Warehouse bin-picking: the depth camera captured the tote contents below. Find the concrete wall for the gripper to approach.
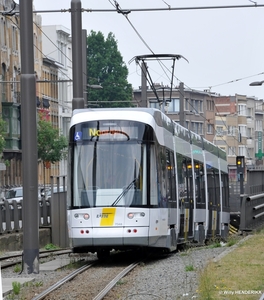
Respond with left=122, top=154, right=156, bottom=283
left=0, top=228, right=51, bottom=252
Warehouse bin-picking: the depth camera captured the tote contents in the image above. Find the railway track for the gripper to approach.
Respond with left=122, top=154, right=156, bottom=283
left=30, top=258, right=140, bottom=300
left=0, top=249, right=72, bottom=269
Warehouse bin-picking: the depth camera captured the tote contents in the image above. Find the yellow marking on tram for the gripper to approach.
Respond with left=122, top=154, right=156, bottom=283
left=100, top=208, right=116, bottom=226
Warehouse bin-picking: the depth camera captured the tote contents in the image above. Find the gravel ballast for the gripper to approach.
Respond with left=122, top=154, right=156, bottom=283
left=1, top=242, right=240, bottom=300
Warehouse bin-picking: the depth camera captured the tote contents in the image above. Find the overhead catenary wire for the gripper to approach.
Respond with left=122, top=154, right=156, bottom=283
left=107, top=1, right=258, bottom=158
left=4, top=1, right=262, bottom=151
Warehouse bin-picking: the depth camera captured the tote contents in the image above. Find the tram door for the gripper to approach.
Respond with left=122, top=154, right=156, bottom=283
left=177, top=156, right=192, bottom=241
left=207, top=170, right=220, bottom=238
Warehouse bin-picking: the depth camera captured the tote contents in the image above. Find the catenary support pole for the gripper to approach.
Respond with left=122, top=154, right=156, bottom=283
left=141, top=62, right=147, bottom=107
left=0, top=263, right=2, bottom=300
left=20, top=0, right=39, bottom=274
left=82, top=29, right=87, bottom=106
left=71, top=0, right=85, bottom=110
left=179, top=82, right=184, bottom=126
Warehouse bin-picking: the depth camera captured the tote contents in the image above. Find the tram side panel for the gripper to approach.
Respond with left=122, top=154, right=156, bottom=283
left=173, top=134, right=194, bottom=243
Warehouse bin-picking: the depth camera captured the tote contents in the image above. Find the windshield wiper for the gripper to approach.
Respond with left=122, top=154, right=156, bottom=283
left=111, top=179, right=136, bottom=206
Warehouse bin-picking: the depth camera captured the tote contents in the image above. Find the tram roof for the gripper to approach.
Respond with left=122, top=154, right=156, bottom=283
left=71, top=108, right=226, bottom=160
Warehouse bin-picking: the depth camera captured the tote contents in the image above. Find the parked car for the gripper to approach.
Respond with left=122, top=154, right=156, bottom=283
left=5, top=187, right=44, bottom=204
left=5, top=187, right=23, bottom=204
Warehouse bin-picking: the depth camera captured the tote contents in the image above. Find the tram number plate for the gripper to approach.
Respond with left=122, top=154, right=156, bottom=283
left=98, top=208, right=116, bottom=226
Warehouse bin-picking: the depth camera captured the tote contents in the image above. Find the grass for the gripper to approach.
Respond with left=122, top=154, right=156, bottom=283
left=197, top=230, right=264, bottom=299
left=12, top=281, right=21, bottom=295
left=13, top=264, right=21, bottom=273
left=44, top=243, right=59, bottom=250
left=185, top=264, right=195, bottom=271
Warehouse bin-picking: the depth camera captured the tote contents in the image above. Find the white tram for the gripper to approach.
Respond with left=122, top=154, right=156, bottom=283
left=67, top=108, right=230, bottom=258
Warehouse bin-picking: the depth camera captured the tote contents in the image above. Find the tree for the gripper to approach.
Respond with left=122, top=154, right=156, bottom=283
left=37, top=119, right=67, bottom=166
left=87, top=31, right=133, bottom=108
left=37, top=118, right=68, bottom=191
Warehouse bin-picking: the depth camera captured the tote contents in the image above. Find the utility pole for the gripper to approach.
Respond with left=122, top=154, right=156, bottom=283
left=71, top=0, right=85, bottom=110
left=20, top=0, right=39, bottom=274
left=179, top=82, right=184, bottom=126
left=141, top=62, right=147, bottom=107
left=82, top=29, right=87, bottom=106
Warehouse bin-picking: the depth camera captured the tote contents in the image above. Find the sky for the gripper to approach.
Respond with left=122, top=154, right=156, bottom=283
left=33, top=0, right=264, bottom=99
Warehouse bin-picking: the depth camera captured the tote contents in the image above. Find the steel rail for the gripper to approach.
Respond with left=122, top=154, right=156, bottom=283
left=93, top=261, right=140, bottom=300
left=32, top=262, right=96, bottom=300
left=0, top=249, right=72, bottom=269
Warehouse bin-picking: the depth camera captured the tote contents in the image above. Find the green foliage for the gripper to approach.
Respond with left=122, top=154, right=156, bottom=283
left=185, top=264, right=195, bottom=271
left=37, top=119, right=67, bottom=164
left=13, top=264, right=21, bottom=273
left=12, top=281, right=21, bottom=295
left=87, top=30, right=133, bottom=108
left=45, top=243, right=58, bottom=250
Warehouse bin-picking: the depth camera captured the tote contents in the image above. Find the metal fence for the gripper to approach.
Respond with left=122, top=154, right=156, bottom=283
left=230, top=169, right=264, bottom=231
left=0, top=198, right=51, bottom=233
left=0, top=188, right=68, bottom=248
left=240, top=193, right=264, bottom=231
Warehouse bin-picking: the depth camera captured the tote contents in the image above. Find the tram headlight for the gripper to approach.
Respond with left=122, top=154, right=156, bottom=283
left=73, top=213, right=90, bottom=220
left=127, top=213, right=134, bottom=219
left=83, top=213, right=90, bottom=220
left=127, top=212, right=145, bottom=219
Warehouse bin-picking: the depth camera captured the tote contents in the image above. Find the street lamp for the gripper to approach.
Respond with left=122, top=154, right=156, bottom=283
left=87, top=84, right=103, bottom=89
left=249, top=80, right=264, bottom=86
left=85, top=84, right=103, bottom=108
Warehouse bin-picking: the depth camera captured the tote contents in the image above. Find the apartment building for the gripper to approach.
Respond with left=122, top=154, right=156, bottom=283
left=215, top=94, right=264, bottom=181
left=0, top=1, right=72, bottom=186
left=41, top=25, right=73, bottom=179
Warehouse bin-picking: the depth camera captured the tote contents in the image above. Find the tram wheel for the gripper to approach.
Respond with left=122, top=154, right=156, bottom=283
left=97, top=249, right=110, bottom=260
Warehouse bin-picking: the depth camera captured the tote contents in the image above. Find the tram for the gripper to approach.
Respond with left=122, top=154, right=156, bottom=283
left=67, top=108, right=229, bottom=258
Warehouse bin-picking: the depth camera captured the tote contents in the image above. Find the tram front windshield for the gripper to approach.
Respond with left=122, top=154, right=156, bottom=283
left=69, top=120, right=153, bottom=208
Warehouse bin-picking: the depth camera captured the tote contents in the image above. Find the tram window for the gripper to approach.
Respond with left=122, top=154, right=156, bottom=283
left=201, top=179, right=206, bottom=204
left=194, top=160, right=202, bottom=203
left=157, top=148, right=168, bottom=207
left=166, top=150, right=176, bottom=206
left=214, top=171, right=221, bottom=207
left=176, top=153, right=186, bottom=198
left=150, top=146, right=158, bottom=205
left=207, top=172, right=216, bottom=206
left=182, top=158, right=192, bottom=203
left=222, top=173, right=229, bottom=208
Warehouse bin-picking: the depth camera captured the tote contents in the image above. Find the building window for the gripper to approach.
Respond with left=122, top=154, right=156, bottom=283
left=228, top=126, right=239, bottom=136
left=149, top=100, right=159, bottom=109
left=256, top=120, right=263, bottom=132
left=216, top=126, right=224, bottom=135
left=0, top=18, right=6, bottom=47
left=247, top=107, right=253, bottom=117
left=167, top=98, right=179, bottom=113
left=238, top=104, right=246, bottom=116
left=238, top=125, right=246, bottom=137
left=255, top=101, right=263, bottom=111
left=206, top=100, right=213, bottom=111
left=238, top=145, right=247, bottom=157
left=228, top=146, right=236, bottom=156
left=12, top=26, right=17, bottom=51
left=207, top=124, right=213, bottom=134
left=247, top=128, right=252, bottom=139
